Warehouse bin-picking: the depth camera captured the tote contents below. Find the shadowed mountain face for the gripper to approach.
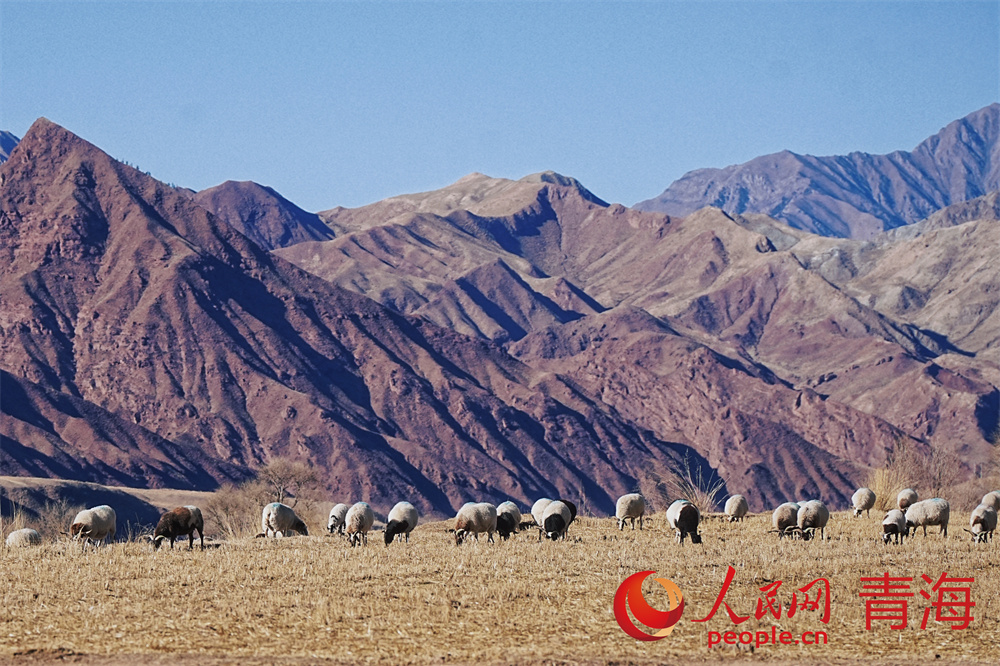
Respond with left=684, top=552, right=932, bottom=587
left=0, top=119, right=729, bottom=516
left=635, top=104, right=1000, bottom=239
left=192, top=180, right=335, bottom=251
left=0, top=131, right=18, bottom=163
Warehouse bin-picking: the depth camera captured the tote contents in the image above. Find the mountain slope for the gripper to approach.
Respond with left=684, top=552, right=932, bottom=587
left=0, top=119, right=725, bottom=516
left=281, top=169, right=997, bottom=476
left=193, top=180, right=335, bottom=250
left=635, top=104, right=1000, bottom=238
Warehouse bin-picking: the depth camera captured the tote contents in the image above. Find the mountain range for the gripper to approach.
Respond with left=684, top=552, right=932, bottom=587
left=1, top=109, right=997, bottom=516
left=636, top=103, right=1000, bottom=239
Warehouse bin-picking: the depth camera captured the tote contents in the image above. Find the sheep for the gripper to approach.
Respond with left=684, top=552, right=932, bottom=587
left=530, top=498, right=553, bottom=528
left=496, top=501, right=522, bottom=540
left=383, top=501, right=418, bottom=545
left=541, top=500, right=573, bottom=540
left=666, top=499, right=702, bottom=545
left=453, top=502, right=497, bottom=545
left=904, top=498, right=950, bottom=537
left=327, top=503, right=350, bottom=535
left=616, top=493, right=646, bottom=530
left=258, top=502, right=308, bottom=538
left=852, top=488, right=876, bottom=518
left=794, top=500, right=830, bottom=541
left=345, top=502, right=375, bottom=547
left=724, top=494, right=749, bottom=523
left=770, top=502, right=800, bottom=539
left=70, top=505, right=116, bottom=546
left=966, top=504, right=997, bottom=543
left=897, top=488, right=918, bottom=512
left=5, top=528, right=42, bottom=548
left=980, top=491, right=1000, bottom=512
left=882, top=510, right=907, bottom=544
left=152, top=506, right=204, bottom=550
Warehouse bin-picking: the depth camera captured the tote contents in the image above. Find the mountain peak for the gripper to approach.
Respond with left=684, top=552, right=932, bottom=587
left=635, top=104, right=1000, bottom=238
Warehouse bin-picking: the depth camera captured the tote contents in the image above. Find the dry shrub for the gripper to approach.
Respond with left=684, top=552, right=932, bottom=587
left=867, top=439, right=970, bottom=512
left=203, top=480, right=271, bottom=539
left=204, top=456, right=324, bottom=539
left=646, top=454, right=726, bottom=515
left=34, top=497, right=85, bottom=542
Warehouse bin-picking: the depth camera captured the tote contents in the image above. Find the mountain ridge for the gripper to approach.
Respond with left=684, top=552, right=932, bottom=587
left=635, top=103, right=1000, bottom=238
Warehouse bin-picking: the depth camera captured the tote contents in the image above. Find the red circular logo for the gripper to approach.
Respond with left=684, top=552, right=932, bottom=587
left=613, top=570, right=685, bottom=640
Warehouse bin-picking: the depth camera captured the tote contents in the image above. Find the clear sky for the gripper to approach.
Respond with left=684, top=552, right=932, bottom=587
left=2, top=2, right=997, bottom=211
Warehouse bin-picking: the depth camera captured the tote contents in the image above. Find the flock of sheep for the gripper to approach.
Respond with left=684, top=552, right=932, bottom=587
left=5, top=487, right=1000, bottom=549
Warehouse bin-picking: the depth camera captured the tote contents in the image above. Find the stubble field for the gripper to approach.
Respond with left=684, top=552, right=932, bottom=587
left=1, top=512, right=998, bottom=666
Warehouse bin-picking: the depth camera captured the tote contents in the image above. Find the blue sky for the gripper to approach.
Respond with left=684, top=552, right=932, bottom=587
left=2, top=2, right=997, bottom=211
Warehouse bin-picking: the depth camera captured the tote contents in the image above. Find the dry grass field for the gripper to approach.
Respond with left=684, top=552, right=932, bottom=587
left=2, top=511, right=998, bottom=666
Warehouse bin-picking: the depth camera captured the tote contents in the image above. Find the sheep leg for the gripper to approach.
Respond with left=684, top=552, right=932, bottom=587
left=639, top=515, right=643, bottom=530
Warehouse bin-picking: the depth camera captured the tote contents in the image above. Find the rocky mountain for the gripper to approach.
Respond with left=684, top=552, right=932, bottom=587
left=635, top=103, right=1000, bottom=239
left=3, top=118, right=995, bottom=515
left=192, top=180, right=335, bottom=251
left=276, top=171, right=998, bottom=489
left=1, top=119, right=736, bottom=516
left=0, top=131, right=19, bottom=163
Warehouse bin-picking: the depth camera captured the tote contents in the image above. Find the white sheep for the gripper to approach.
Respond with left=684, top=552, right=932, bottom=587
left=384, top=501, right=418, bottom=545
left=327, top=503, right=350, bottom=535
left=771, top=502, right=800, bottom=538
left=795, top=500, right=830, bottom=541
left=724, top=494, right=749, bottom=522
left=496, top=501, right=522, bottom=540
left=980, top=491, right=1000, bottom=512
left=616, top=493, right=646, bottom=530
left=967, top=504, right=997, bottom=543
left=541, top=500, right=573, bottom=540
left=453, top=502, right=497, bottom=545
left=530, top=498, right=553, bottom=527
left=70, top=505, right=116, bottom=546
left=5, top=528, right=42, bottom=548
left=897, top=488, right=918, bottom=512
left=666, top=499, right=702, bottom=545
left=851, top=488, right=876, bottom=517
left=904, top=498, right=949, bottom=537
left=258, top=502, right=308, bottom=538
left=345, top=502, right=375, bottom=547
left=882, top=510, right=907, bottom=544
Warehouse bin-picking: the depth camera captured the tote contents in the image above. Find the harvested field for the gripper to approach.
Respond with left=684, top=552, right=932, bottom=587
left=1, top=513, right=998, bottom=665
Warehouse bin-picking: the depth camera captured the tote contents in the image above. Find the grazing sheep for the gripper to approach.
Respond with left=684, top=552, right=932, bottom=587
left=852, top=488, right=876, bottom=518
left=542, top=500, right=573, bottom=540
left=345, top=502, right=375, bottom=547
left=897, top=488, right=918, bottom=512
left=496, top=501, right=522, bottom=540
left=724, top=495, right=749, bottom=523
left=70, top=505, right=116, bottom=546
left=904, top=498, right=950, bottom=537
left=5, top=528, right=42, bottom=548
left=453, top=502, right=497, bottom=545
left=327, top=503, right=350, bottom=535
left=881, top=509, right=907, bottom=544
left=771, top=502, right=800, bottom=538
left=153, top=506, right=204, bottom=550
left=383, top=501, right=418, bottom=545
left=980, top=491, right=1000, bottom=512
left=967, top=504, right=997, bottom=543
left=616, top=493, right=646, bottom=530
left=795, top=500, right=830, bottom=541
left=530, top=498, right=553, bottom=527
left=258, top=502, right=308, bottom=538
left=666, top=499, right=702, bottom=545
